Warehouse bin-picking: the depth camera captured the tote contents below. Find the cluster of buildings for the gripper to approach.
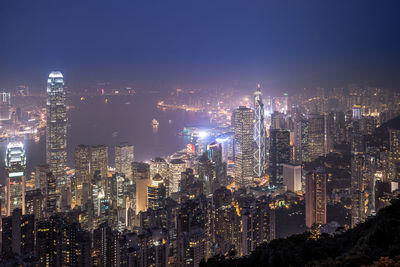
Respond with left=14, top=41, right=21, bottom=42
left=0, top=72, right=399, bottom=266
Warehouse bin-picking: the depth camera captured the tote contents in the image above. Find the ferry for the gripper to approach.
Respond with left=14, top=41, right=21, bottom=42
left=152, top=119, right=159, bottom=127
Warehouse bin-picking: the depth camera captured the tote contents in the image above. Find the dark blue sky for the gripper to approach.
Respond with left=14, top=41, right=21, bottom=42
left=1, top=0, right=399, bottom=93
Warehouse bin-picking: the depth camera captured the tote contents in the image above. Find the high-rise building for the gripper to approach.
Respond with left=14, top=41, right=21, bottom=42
left=74, top=145, right=90, bottom=208
left=5, top=141, right=26, bottom=216
left=269, top=129, right=291, bottom=185
left=305, top=168, right=327, bottom=228
left=306, top=114, right=326, bottom=161
left=115, top=143, right=134, bottom=181
left=351, top=118, right=366, bottom=228
left=25, top=189, right=43, bottom=220
left=233, top=106, right=254, bottom=187
left=45, top=172, right=58, bottom=217
left=253, top=84, right=266, bottom=178
left=0, top=91, right=11, bottom=121
left=282, top=163, right=302, bottom=193
left=169, top=159, right=186, bottom=194
left=46, top=71, right=67, bottom=201
left=90, top=144, right=109, bottom=180
left=389, top=128, right=400, bottom=181
left=1, top=209, right=35, bottom=260
left=133, top=162, right=151, bottom=214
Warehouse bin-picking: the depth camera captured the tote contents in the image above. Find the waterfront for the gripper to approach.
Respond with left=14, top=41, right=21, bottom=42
left=0, top=93, right=211, bottom=183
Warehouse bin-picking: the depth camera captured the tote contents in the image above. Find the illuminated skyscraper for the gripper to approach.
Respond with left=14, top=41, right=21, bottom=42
left=269, top=129, right=291, bottom=185
left=233, top=106, right=254, bottom=187
left=46, top=71, right=67, bottom=197
left=169, top=159, right=186, bottom=194
left=5, top=142, right=26, bottom=216
left=306, top=114, right=326, bottom=161
left=90, top=145, right=109, bottom=180
left=253, top=84, right=266, bottom=178
left=115, top=143, right=134, bottom=181
left=0, top=91, right=11, bottom=121
left=305, top=167, right=327, bottom=228
left=351, top=118, right=366, bottom=228
left=74, top=145, right=90, bottom=207
left=389, top=128, right=400, bottom=181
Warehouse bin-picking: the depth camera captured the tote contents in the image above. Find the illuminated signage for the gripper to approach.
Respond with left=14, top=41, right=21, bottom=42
left=186, top=144, right=195, bottom=154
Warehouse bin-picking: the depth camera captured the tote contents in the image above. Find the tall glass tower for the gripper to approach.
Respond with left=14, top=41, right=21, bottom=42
left=46, top=71, right=67, bottom=199
left=5, top=141, right=26, bottom=215
left=253, top=84, right=266, bottom=178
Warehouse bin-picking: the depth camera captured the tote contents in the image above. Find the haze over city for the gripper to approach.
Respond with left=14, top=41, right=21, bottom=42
left=0, top=1, right=400, bottom=267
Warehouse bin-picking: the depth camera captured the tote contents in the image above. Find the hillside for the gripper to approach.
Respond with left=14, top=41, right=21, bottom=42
left=202, top=197, right=400, bottom=266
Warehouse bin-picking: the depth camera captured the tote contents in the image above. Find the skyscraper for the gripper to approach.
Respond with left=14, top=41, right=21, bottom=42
left=306, top=114, right=326, bottom=161
left=269, top=129, right=291, bottom=185
left=46, top=71, right=67, bottom=201
left=5, top=141, right=26, bottom=216
left=115, top=143, right=134, bottom=181
left=305, top=167, right=327, bottom=228
left=74, top=145, right=90, bottom=208
left=233, top=106, right=254, bottom=187
left=0, top=91, right=11, bottom=121
left=253, top=84, right=266, bottom=178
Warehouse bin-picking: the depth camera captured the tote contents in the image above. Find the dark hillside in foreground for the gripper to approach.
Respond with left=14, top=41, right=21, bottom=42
left=203, top=197, right=400, bottom=266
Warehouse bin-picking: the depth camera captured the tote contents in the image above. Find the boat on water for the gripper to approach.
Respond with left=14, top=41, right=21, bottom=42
left=152, top=119, right=159, bottom=127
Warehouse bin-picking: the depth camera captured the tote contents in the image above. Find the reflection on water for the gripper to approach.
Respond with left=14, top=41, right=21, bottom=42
left=0, top=94, right=211, bottom=183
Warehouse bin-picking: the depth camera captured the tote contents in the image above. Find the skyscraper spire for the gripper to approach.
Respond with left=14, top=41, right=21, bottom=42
left=254, top=84, right=266, bottom=177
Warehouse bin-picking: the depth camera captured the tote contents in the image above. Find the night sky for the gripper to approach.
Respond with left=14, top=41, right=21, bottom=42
left=1, top=0, right=399, bottom=93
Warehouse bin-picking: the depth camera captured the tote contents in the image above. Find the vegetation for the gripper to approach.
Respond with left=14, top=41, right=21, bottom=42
left=202, top=197, right=400, bottom=266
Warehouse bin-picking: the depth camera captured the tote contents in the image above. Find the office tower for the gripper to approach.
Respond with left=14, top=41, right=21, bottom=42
left=282, top=163, right=302, bottom=193
left=34, top=164, right=50, bottom=191
left=269, top=129, right=291, bottom=185
left=207, top=142, right=227, bottom=187
left=74, top=144, right=90, bottom=207
left=169, top=159, right=186, bottom=194
left=115, top=143, right=134, bottom=181
left=351, top=119, right=366, bottom=228
left=306, top=114, right=326, bottom=160
left=1, top=209, right=35, bottom=260
left=45, top=172, right=58, bottom=217
left=389, top=128, right=400, bottom=181
left=233, top=106, right=255, bottom=187
left=74, top=144, right=109, bottom=209
left=305, top=168, right=327, bottom=228
left=0, top=91, right=11, bottom=121
left=351, top=154, right=366, bottom=228
left=111, top=172, right=129, bottom=231
left=293, top=116, right=309, bottom=163
left=216, top=132, right=234, bottom=162
left=270, top=111, right=286, bottom=130
left=197, top=153, right=216, bottom=195
left=147, top=173, right=166, bottom=210
left=133, top=162, right=151, bottom=214
left=90, top=144, right=109, bottom=180
left=253, top=84, right=267, bottom=178
left=5, top=141, right=26, bottom=216
left=46, top=71, right=67, bottom=196
left=25, top=189, right=43, bottom=220
left=149, top=157, right=169, bottom=195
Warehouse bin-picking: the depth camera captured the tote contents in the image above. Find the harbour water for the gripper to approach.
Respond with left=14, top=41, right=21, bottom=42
left=0, top=93, right=211, bottom=182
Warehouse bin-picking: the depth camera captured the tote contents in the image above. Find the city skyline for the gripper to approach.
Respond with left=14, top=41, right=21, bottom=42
left=1, top=1, right=400, bottom=266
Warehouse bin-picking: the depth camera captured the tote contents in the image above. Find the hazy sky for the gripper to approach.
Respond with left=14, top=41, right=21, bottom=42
left=1, top=0, right=399, bottom=93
